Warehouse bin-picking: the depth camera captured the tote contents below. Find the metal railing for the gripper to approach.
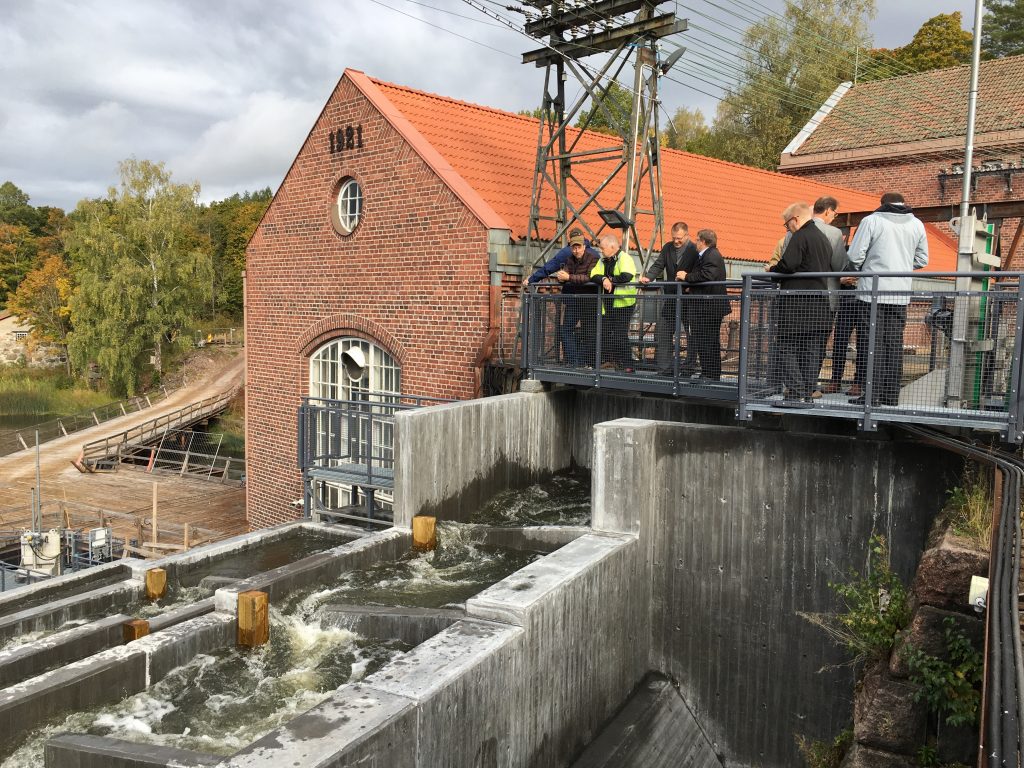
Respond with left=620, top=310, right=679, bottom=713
left=297, top=393, right=452, bottom=524
left=77, top=389, right=237, bottom=471
left=903, top=427, right=1024, bottom=765
left=0, top=386, right=172, bottom=458
left=117, top=429, right=246, bottom=484
left=521, top=272, right=1024, bottom=441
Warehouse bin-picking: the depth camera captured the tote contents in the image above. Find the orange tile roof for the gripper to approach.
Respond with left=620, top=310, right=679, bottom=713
left=794, top=54, right=1024, bottom=156
left=346, top=69, right=956, bottom=272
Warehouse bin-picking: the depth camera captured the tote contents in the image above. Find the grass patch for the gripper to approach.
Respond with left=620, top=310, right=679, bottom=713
left=0, top=365, right=112, bottom=417
left=943, top=463, right=991, bottom=550
left=208, top=390, right=245, bottom=458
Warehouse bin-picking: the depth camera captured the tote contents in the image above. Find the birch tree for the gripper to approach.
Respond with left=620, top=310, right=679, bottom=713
left=65, top=159, right=211, bottom=394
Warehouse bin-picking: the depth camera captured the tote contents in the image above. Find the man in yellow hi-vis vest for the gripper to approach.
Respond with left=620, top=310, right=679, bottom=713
left=590, top=233, right=637, bottom=371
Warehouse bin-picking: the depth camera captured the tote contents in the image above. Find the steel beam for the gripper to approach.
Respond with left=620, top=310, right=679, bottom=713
left=523, top=14, right=686, bottom=65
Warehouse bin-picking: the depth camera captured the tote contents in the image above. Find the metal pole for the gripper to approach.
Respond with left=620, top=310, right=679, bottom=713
left=959, top=0, right=984, bottom=224
left=33, top=430, right=42, bottom=532
left=948, top=0, right=985, bottom=407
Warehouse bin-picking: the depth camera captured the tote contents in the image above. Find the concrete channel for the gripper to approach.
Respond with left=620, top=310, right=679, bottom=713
left=0, top=389, right=957, bottom=767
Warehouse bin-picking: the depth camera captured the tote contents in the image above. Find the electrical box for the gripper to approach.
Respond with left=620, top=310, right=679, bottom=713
left=20, top=529, right=63, bottom=578
left=952, top=214, right=999, bottom=268
left=969, top=574, right=988, bottom=612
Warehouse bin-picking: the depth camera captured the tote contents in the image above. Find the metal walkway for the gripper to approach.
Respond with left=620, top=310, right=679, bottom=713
left=297, top=393, right=450, bottom=526
left=521, top=271, right=1024, bottom=443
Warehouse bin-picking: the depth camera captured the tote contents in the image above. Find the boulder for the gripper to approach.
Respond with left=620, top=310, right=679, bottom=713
left=854, top=663, right=925, bottom=754
left=889, top=605, right=984, bottom=678
left=912, top=535, right=988, bottom=614
left=840, top=743, right=915, bottom=768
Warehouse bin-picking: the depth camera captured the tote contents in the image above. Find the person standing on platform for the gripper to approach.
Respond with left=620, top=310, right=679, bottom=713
left=769, top=202, right=833, bottom=402
left=809, top=196, right=851, bottom=396
left=677, top=229, right=729, bottom=381
left=522, top=227, right=599, bottom=366
left=846, top=192, right=928, bottom=406
left=590, top=233, right=638, bottom=371
left=639, top=221, right=699, bottom=375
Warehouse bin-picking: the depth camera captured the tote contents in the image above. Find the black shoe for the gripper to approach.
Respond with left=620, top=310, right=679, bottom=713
left=849, top=396, right=865, bottom=405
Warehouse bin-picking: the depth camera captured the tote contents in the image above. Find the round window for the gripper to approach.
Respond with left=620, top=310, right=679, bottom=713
left=331, top=178, right=362, bottom=235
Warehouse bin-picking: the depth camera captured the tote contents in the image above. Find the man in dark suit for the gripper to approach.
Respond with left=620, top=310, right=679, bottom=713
left=768, top=202, right=833, bottom=402
left=678, top=229, right=729, bottom=381
left=640, top=221, right=699, bottom=375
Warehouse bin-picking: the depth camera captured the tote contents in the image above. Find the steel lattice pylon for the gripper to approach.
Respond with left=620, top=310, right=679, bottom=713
left=521, top=1, right=686, bottom=269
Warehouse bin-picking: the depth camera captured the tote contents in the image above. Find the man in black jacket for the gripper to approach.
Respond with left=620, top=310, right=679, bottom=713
left=640, top=221, right=699, bottom=375
left=769, top=202, right=833, bottom=402
left=678, top=229, right=729, bottom=381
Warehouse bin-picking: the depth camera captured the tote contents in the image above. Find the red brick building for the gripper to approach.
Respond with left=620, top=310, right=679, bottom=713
left=245, top=69, right=958, bottom=528
left=779, top=55, right=1024, bottom=266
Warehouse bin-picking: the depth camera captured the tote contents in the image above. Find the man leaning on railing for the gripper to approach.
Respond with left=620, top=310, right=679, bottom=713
left=522, top=228, right=600, bottom=367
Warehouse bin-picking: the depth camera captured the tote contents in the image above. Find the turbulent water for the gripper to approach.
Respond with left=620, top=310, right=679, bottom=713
left=470, top=470, right=591, bottom=527
left=1, top=478, right=593, bottom=764
left=283, top=522, right=542, bottom=615
left=1, top=611, right=407, bottom=765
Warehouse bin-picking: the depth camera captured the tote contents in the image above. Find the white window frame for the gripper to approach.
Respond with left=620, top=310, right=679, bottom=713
left=332, top=178, right=363, bottom=236
left=308, top=337, right=400, bottom=511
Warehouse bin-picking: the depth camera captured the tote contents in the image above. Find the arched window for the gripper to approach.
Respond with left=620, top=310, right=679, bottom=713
left=308, top=338, right=400, bottom=512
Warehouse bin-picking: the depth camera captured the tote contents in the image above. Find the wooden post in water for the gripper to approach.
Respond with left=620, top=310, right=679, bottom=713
left=123, top=619, right=150, bottom=642
left=145, top=568, right=167, bottom=600
left=412, top=516, right=437, bottom=551
left=237, top=591, right=269, bottom=646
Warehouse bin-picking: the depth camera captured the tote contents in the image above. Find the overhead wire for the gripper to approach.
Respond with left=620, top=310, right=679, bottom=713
left=366, top=0, right=517, bottom=57
left=439, top=0, right=1014, bottom=188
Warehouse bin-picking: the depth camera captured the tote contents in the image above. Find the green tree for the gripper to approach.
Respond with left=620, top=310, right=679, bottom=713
left=8, top=254, right=74, bottom=372
left=0, top=181, right=47, bottom=233
left=664, top=106, right=710, bottom=151
left=861, top=12, right=973, bottom=78
left=701, top=0, right=875, bottom=169
left=576, top=80, right=634, bottom=136
left=0, top=223, right=39, bottom=305
left=65, top=159, right=212, bottom=395
left=900, top=13, right=973, bottom=70
left=982, top=0, right=1024, bottom=57
left=197, top=189, right=271, bottom=318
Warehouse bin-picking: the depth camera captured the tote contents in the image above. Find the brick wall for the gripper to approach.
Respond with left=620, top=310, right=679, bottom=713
left=245, top=76, right=492, bottom=528
left=784, top=148, right=1023, bottom=268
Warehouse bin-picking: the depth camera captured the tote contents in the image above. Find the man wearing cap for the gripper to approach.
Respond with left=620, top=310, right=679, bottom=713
left=522, top=228, right=599, bottom=366
left=639, top=221, right=700, bottom=375
left=846, top=191, right=928, bottom=406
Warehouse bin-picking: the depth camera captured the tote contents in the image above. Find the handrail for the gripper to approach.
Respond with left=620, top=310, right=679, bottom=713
left=0, top=386, right=173, bottom=458
left=78, top=389, right=237, bottom=469
left=901, top=426, right=1024, bottom=766
left=521, top=272, right=1024, bottom=441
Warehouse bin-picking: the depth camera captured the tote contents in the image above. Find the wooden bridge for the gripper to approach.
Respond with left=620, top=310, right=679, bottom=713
left=73, top=390, right=237, bottom=473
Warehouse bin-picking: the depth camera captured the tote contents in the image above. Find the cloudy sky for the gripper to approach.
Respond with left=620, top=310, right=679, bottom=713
left=0, top=0, right=978, bottom=211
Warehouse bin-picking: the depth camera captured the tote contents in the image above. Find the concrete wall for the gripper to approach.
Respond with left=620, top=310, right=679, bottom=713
left=393, top=390, right=577, bottom=526
left=0, top=613, right=234, bottom=762
left=591, top=418, right=957, bottom=768
left=223, top=531, right=645, bottom=768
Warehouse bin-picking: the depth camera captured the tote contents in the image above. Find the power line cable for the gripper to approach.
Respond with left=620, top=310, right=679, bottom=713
left=367, top=0, right=516, bottom=56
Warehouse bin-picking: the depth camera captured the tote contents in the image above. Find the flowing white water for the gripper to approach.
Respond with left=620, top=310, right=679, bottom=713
left=0, top=610, right=406, bottom=766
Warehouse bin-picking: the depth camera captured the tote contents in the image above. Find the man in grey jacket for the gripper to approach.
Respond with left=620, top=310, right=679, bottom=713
left=846, top=192, right=929, bottom=406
